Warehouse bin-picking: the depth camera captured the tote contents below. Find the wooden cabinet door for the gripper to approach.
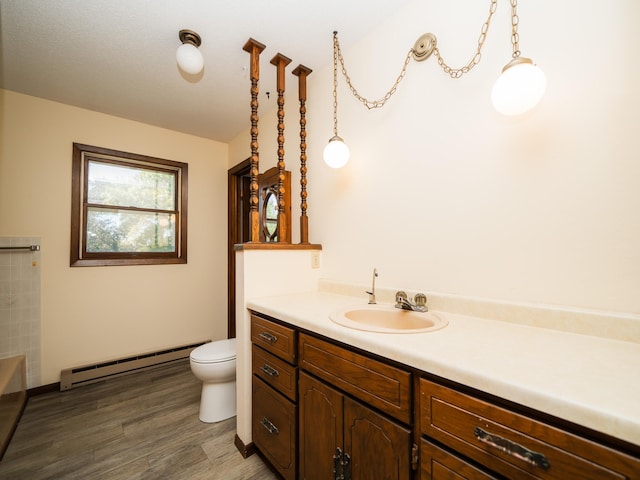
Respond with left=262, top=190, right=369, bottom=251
left=344, top=396, right=412, bottom=480
left=299, top=372, right=344, bottom=480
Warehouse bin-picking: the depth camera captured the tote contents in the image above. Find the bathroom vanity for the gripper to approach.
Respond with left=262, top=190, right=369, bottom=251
left=248, top=291, right=640, bottom=480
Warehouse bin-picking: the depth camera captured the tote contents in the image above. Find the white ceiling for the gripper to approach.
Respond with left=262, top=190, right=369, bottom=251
left=0, top=0, right=413, bottom=143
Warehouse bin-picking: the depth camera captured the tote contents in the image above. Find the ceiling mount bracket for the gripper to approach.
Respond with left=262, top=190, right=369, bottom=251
left=412, top=33, right=437, bottom=62
left=179, top=29, right=201, bottom=47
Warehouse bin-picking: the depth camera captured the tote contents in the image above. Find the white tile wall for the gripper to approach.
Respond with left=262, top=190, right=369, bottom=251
left=0, top=236, right=41, bottom=388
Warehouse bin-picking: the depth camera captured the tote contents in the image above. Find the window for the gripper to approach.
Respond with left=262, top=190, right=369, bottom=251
left=71, top=143, right=187, bottom=266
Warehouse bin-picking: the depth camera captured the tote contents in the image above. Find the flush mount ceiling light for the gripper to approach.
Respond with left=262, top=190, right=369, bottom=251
left=323, top=0, right=546, bottom=168
left=176, top=29, right=204, bottom=75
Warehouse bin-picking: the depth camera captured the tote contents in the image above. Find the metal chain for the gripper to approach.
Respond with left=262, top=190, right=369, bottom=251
left=333, top=31, right=414, bottom=110
left=332, top=0, right=504, bottom=108
left=432, top=0, right=498, bottom=78
left=509, top=0, right=522, bottom=59
left=331, top=32, right=339, bottom=134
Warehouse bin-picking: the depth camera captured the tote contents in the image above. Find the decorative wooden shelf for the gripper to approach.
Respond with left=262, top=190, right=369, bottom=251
left=234, top=243, right=322, bottom=251
left=242, top=39, right=317, bottom=247
left=0, top=355, right=27, bottom=460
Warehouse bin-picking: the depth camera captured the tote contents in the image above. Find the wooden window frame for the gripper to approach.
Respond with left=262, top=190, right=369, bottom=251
left=70, top=143, right=188, bottom=267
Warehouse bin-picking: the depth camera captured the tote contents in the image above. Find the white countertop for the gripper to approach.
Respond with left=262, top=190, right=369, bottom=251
left=247, top=291, right=640, bottom=446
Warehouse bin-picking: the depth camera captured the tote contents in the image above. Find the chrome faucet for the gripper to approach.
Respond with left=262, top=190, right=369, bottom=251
left=366, top=268, right=378, bottom=304
left=395, top=291, right=428, bottom=312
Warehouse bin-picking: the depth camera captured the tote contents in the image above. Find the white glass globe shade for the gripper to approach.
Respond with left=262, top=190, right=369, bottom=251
left=176, top=43, right=204, bottom=75
left=491, top=58, right=546, bottom=115
left=323, top=137, right=350, bottom=168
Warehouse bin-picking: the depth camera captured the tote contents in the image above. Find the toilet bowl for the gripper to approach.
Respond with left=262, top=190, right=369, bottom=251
left=189, top=338, right=237, bottom=423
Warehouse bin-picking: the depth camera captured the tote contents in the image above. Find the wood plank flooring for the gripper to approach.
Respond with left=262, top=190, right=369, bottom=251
left=0, top=360, right=277, bottom=479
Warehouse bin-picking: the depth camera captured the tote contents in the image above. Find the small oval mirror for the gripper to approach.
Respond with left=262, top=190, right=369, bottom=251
left=262, top=190, right=278, bottom=241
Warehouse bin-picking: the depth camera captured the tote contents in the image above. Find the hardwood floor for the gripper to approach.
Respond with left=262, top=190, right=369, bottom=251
left=0, top=361, right=277, bottom=479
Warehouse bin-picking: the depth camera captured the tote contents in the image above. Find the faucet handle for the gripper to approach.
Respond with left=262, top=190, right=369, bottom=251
left=414, top=293, right=427, bottom=308
left=395, top=291, right=408, bottom=303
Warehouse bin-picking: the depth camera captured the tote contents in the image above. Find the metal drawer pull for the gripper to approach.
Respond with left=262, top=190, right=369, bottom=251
left=258, top=331, right=277, bottom=343
left=259, top=363, right=279, bottom=377
left=474, top=426, right=550, bottom=470
left=260, top=417, right=279, bottom=435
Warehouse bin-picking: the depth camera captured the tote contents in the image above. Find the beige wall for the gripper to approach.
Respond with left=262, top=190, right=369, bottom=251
left=231, top=0, right=640, bottom=315
left=0, top=90, right=229, bottom=385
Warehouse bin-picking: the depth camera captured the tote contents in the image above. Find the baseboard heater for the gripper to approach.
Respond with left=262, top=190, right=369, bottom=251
left=60, top=340, right=209, bottom=391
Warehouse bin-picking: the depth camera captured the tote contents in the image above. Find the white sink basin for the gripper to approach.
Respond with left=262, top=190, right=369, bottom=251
left=329, top=304, right=448, bottom=333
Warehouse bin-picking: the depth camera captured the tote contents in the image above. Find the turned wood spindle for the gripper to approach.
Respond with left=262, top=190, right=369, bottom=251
left=270, top=53, right=292, bottom=244
left=292, top=64, right=313, bottom=245
left=242, top=38, right=266, bottom=243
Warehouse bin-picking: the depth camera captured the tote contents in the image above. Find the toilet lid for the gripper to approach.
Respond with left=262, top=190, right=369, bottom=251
left=190, top=338, right=236, bottom=364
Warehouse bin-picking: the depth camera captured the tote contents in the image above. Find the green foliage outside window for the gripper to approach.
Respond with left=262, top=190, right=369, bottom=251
left=86, top=161, right=176, bottom=253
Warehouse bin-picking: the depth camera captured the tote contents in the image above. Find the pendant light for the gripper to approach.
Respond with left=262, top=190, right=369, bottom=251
left=323, top=0, right=546, bottom=163
left=323, top=32, right=350, bottom=168
left=491, top=1, right=546, bottom=115
left=491, top=57, right=546, bottom=115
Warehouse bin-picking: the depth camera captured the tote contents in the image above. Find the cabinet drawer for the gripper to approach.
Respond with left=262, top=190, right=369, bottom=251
left=420, top=378, right=640, bottom=479
left=299, top=333, right=411, bottom=424
left=252, top=377, right=296, bottom=480
left=251, top=313, right=297, bottom=364
left=421, top=439, right=499, bottom=480
left=252, top=344, right=297, bottom=401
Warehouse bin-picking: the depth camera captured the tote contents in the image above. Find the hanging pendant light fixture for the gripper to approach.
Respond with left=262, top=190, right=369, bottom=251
left=176, top=29, right=204, bottom=75
left=491, top=0, right=546, bottom=115
left=323, top=32, right=350, bottom=168
left=323, top=0, right=546, bottom=164
left=491, top=57, right=546, bottom=115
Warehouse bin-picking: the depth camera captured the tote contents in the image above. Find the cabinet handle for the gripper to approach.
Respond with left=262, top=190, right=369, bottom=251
left=259, top=363, right=279, bottom=377
left=411, top=443, right=419, bottom=471
left=474, top=426, right=550, bottom=470
left=333, top=447, right=351, bottom=480
left=260, top=417, right=279, bottom=435
left=258, top=331, right=277, bottom=343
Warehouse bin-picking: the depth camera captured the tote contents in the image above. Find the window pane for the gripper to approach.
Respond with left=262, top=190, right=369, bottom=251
left=86, top=207, right=176, bottom=253
left=87, top=161, right=175, bottom=210
left=71, top=143, right=187, bottom=266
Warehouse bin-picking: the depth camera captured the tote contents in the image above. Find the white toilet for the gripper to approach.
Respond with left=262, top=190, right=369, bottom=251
left=189, top=338, right=237, bottom=423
